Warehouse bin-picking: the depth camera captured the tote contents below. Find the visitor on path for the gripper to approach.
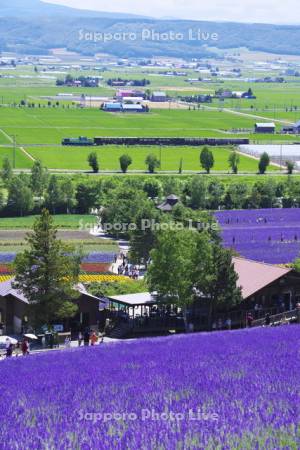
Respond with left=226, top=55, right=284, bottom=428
left=5, top=339, right=13, bottom=358
left=90, top=332, right=98, bottom=346
left=226, top=318, right=232, bottom=330
left=65, top=337, right=71, bottom=348
left=247, top=313, right=254, bottom=328
left=49, top=333, right=54, bottom=349
left=83, top=330, right=90, bottom=346
left=78, top=332, right=83, bottom=347
left=212, top=322, right=217, bottom=331
left=265, top=313, right=271, bottom=326
left=21, top=339, right=29, bottom=356
left=218, top=318, right=223, bottom=330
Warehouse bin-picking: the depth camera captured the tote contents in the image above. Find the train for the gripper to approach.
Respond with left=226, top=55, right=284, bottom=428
left=62, top=136, right=250, bottom=146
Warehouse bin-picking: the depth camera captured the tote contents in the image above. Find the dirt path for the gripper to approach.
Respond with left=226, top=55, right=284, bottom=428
left=203, top=105, right=294, bottom=125
left=0, top=127, right=36, bottom=162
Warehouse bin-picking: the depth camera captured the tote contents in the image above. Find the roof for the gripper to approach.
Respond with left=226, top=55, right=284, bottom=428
left=109, top=292, right=158, bottom=307
left=0, top=279, right=107, bottom=306
left=294, top=120, right=300, bottom=127
left=157, top=202, right=173, bottom=211
left=152, top=91, right=166, bottom=97
left=0, top=279, right=28, bottom=304
left=122, top=104, right=143, bottom=110
left=103, top=102, right=122, bottom=109
left=233, top=257, right=292, bottom=300
left=166, top=194, right=179, bottom=201
left=255, top=122, right=276, bottom=128
left=109, top=258, right=293, bottom=305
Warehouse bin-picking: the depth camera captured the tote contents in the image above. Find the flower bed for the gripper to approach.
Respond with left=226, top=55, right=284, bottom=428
left=0, top=274, right=127, bottom=284
left=0, top=326, right=298, bottom=448
left=215, top=208, right=300, bottom=264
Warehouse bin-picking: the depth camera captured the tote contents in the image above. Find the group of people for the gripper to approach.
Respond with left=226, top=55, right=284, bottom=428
left=78, top=330, right=103, bottom=347
left=117, top=252, right=140, bottom=279
left=212, top=318, right=232, bottom=331
left=5, top=337, right=30, bottom=358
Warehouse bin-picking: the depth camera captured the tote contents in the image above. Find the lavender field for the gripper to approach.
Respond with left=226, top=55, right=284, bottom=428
left=215, top=208, right=300, bottom=264
left=0, top=326, right=299, bottom=449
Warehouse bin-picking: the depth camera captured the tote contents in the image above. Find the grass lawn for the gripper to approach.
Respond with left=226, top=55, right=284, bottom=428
left=28, top=145, right=278, bottom=172
left=0, top=107, right=298, bottom=144
left=0, top=214, right=97, bottom=229
left=0, top=147, right=33, bottom=169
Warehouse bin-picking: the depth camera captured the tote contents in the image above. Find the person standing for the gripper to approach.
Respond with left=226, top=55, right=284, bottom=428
left=21, top=339, right=29, bottom=356
left=78, top=331, right=83, bottom=347
left=6, top=338, right=13, bottom=358
left=265, top=313, right=271, bottom=326
left=247, top=313, right=254, bottom=328
left=226, top=317, right=232, bottom=330
left=90, top=332, right=98, bottom=346
left=83, top=329, right=90, bottom=347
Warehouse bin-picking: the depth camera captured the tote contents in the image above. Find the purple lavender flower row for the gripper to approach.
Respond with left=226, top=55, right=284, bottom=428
left=0, top=326, right=298, bottom=449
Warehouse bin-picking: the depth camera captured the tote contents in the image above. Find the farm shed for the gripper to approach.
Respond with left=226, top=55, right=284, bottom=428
left=151, top=91, right=167, bottom=102
left=0, top=279, right=108, bottom=334
left=254, top=122, right=276, bottom=134
left=102, top=102, right=122, bottom=112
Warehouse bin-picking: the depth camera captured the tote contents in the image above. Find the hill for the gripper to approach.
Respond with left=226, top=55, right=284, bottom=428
left=0, top=1, right=300, bottom=57
left=1, top=326, right=299, bottom=448
left=0, top=0, right=148, bottom=19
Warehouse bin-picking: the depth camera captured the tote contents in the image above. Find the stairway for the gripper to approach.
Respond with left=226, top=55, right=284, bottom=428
left=108, top=321, right=133, bottom=339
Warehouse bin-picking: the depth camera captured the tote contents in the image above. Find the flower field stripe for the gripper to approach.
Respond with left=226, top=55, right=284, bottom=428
left=0, top=326, right=299, bottom=449
left=215, top=208, right=300, bottom=264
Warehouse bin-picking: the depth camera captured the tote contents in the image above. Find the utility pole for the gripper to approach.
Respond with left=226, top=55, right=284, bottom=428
left=12, top=135, right=17, bottom=169
left=159, top=145, right=162, bottom=168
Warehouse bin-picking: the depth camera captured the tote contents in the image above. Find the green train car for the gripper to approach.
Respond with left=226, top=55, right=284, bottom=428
left=62, top=136, right=94, bottom=146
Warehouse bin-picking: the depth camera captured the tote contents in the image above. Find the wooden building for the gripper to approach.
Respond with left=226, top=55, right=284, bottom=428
left=0, top=279, right=107, bottom=334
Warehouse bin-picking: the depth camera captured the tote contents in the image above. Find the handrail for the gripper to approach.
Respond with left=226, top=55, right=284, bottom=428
left=252, top=309, right=298, bottom=327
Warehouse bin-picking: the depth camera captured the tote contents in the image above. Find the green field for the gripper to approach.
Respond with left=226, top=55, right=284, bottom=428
left=0, top=147, right=33, bottom=169
left=0, top=107, right=298, bottom=145
left=0, top=64, right=299, bottom=173
left=0, top=214, right=96, bottom=229
left=27, top=145, right=278, bottom=172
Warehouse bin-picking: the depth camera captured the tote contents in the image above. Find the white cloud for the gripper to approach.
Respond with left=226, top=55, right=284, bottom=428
left=45, top=0, right=300, bottom=24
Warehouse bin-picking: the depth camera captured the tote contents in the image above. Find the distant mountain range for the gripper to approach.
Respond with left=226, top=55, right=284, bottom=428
left=0, top=0, right=149, bottom=19
left=0, top=0, right=300, bottom=58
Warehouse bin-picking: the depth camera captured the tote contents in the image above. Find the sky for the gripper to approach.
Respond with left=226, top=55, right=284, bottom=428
left=45, top=0, right=299, bottom=24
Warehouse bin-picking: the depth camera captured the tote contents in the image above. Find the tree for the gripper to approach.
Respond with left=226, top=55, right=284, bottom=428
left=200, top=146, right=214, bottom=174
left=1, top=157, right=12, bottom=183
left=224, top=183, right=248, bottom=209
left=75, top=184, right=97, bottom=214
left=7, top=177, right=33, bottom=216
left=119, top=154, right=132, bottom=173
left=129, top=200, right=160, bottom=265
left=228, top=151, right=240, bottom=174
left=199, top=245, right=242, bottom=329
left=147, top=229, right=212, bottom=331
left=189, top=177, right=207, bottom=209
left=207, top=180, right=224, bottom=209
left=286, top=161, right=295, bottom=175
left=145, top=154, right=160, bottom=173
left=88, top=152, right=99, bottom=173
left=13, top=210, right=81, bottom=328
left=179, top=158, right=183, bottom=174
left=60, top=179, right=75, bottom=213
left=46, top=175, right=61, bottom=214
left=258, top=152, right=270, bottom=174
left=143, top=179, right=162, bottom=199
left=30, top=160, right=48, bottom=197
left=101, top=187, right=149, bottom=239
